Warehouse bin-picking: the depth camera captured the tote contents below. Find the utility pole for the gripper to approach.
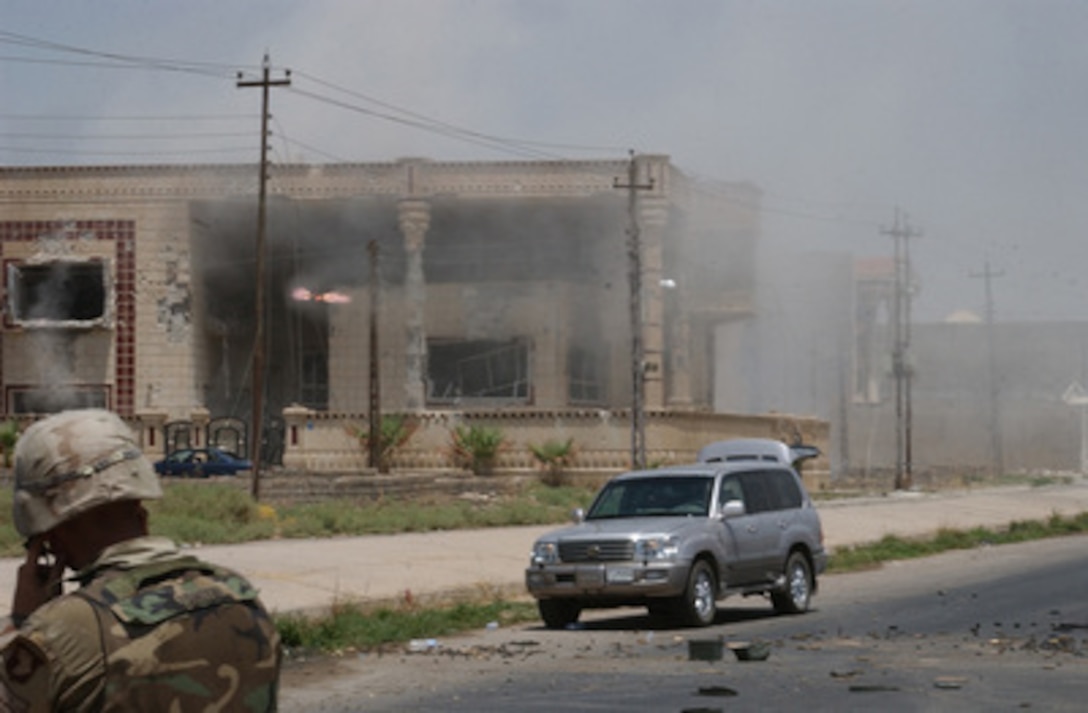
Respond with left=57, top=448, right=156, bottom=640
left=882, top=209, right=921, bottom=490
left=237, top=54, right=290, bottom=500
left=971, top=261, right=1005, bottom=476
left=614, top=151, right=654, bottom=469
left=368, top=239, right=382, bottom=471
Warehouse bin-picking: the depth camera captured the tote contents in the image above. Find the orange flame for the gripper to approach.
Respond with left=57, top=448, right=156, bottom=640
left=291, top=287, right=351, bottom=304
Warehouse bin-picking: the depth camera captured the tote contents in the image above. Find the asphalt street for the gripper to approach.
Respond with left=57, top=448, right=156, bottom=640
left=2, top=479, right=1087, bottom=616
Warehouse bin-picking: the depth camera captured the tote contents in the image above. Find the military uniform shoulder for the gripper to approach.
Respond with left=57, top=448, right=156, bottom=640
left=0, top=595, right=101, bottom=713
left=21, top=594, right=100, bottom=641
left=0, top=630, right=50, bottom=713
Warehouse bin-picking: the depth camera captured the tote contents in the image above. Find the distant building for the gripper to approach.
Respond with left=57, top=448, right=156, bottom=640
left=854, top=319, right=1088, bottom=474
left=943, top=309, right=983, bottom=324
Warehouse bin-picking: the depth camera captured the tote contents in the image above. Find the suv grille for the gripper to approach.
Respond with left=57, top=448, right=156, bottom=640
left=559, top=540, right=634, bottom=563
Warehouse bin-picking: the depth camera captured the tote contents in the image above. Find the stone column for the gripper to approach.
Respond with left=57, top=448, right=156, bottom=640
left=280, top=404, right=312, bottom=470
left=134, top=410, right=168, bottom=457
left=398, top=199, right=431, bottom=411
left=640, top=197, right=669, bottom=409
left=189, top=407, right=210, bottom=447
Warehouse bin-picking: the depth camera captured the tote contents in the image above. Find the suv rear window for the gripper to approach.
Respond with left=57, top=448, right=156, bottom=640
left=735, top=469, right=803, bottom=513
left=768, top=469, right=803, bottom=509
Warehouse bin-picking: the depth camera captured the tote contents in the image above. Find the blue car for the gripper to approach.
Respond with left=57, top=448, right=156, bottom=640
left=153, top=447, right=253, bottom=478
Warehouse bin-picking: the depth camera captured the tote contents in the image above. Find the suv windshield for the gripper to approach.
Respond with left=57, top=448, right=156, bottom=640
left=586, top=475, right=713, bottom=519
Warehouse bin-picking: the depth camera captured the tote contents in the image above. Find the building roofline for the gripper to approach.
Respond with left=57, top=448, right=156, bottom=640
left=0, top=156, right=660, bottom=175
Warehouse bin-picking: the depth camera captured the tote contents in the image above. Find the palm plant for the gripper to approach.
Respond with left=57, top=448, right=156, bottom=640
left=449, top=425, right=506, bottom=475
left=346, top=415, right=418, bottom=473
left=529, top=438, right=577, bottom=487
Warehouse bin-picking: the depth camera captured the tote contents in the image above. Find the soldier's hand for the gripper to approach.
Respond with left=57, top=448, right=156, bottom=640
left=11, top=537, right=66, bottom=624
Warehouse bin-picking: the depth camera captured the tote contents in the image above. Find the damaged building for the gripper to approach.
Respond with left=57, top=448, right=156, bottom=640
left=0, top=156, right=828, bottom=474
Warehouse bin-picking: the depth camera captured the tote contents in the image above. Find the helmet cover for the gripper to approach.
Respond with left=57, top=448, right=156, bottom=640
left=12, top=409, right=162, bottom=538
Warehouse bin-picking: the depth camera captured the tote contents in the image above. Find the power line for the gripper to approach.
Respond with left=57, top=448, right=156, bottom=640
left=269, top=117, right=350, bottom=164
left=0, top=131, right=252, bottom=141
left=688, top=180, right=883, bottom=229
left=0, top=54, right=228, bottom=77
left=0, top=145, right=255, bottom=158
left=292, top=69, right=626, bottom=155
left=0, top=30, right=246, bottom=78
left=285, top=86, right=561, bottom=160
left=1, top=30, right=616, bottom=164
left=0, top=113, right=251, bottom=122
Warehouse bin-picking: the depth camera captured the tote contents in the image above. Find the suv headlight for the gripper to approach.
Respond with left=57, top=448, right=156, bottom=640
left=531, top=541, right=558, bottom=566
left=634, top=536, right=680, bottom=561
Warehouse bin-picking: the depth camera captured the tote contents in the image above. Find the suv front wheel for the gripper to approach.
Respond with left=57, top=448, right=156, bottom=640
left=539, top=599, right=581, bottom=629
left=771, top=551, right=813, bottom=614
left=671, top=559, right=717, bottom=627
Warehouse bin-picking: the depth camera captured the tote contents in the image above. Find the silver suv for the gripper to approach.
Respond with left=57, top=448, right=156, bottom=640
left=525, top=439, right=827, bottom=628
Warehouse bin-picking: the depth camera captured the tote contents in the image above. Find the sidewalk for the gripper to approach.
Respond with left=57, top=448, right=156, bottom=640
left=3, top=480, right=1088, bottom=615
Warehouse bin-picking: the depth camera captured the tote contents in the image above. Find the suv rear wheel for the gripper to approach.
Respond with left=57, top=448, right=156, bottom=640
left=771, top=551, right=812, bottom=614
left=538, top=599, right=581, bottom=629
left=671, top=559, right=717, bottom=627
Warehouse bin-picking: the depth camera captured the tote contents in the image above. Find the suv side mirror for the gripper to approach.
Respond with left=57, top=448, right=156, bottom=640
left=571, top=508, right=586, bottom=524
left=719, top=499, right=745, bottom=519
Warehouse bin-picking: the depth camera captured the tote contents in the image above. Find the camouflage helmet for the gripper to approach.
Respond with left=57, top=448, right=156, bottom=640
left=13, top=409, right=162, bottom=538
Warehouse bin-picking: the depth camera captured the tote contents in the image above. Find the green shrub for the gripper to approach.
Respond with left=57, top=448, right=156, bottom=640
left=346, top=415, right=419, bottom=473
left=528, top=438, right=576, bottom=487
left=147, top=483, right=274, bottom=544
left=449, top=425, right=506, bottom=475
left=0, top=420, right=19, bottom=468
left=276, top=600, right=538, bottom=654
left=0, top=489, right=22, bottom=556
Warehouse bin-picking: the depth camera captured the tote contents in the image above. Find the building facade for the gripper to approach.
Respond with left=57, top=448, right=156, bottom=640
left=0, top=157, right=826, bottom=472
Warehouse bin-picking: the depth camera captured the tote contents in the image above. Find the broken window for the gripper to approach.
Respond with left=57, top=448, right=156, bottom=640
left=568, top=345, right=605, bottom=404
left=6, top=259, right=110, bottom=327
left=300, top=350, right=329, bottom=409
left=427, top=338, right=530, bottom=403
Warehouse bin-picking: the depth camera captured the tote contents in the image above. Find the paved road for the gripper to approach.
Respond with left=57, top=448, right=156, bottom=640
left=282, top=535, right=1088, bottom=712
left=3, top=479, right=1087, bottom=615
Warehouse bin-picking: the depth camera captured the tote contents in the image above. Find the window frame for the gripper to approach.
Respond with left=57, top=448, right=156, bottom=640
left=426, top=337, right=532, bottom=406
left=5, top=257, right=112, bottom=329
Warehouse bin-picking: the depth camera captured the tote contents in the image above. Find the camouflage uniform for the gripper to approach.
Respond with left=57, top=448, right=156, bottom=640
left=0, top=409, right=281, bottom=712
left=1, top=537, right=280, bottom=712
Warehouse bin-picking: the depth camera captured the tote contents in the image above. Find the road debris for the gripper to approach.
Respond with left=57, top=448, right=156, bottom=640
left=728, top=640, right=771, bottom=661
left=688, top=638, right=724, bottom=661
left=848, top=684, right=901, bottom=693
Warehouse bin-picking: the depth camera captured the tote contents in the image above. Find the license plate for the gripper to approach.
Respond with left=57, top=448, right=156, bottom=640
left=576, top=567, right=605, bottom=587
left=606, top=567, right=635, bottom=584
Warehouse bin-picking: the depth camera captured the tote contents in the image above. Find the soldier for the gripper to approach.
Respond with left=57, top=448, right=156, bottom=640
left=0, top=409, right=281, bottom=711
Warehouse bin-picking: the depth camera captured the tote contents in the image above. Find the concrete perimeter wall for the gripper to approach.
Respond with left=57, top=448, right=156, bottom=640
left=275, top=407, right=830, bottom=488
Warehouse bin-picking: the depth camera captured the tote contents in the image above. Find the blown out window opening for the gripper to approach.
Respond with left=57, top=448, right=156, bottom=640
left=6, top=259, right=111, bottom=328
left=427, top=338, right=531, bottom=404
left=568, top=345, right=606, bottom=405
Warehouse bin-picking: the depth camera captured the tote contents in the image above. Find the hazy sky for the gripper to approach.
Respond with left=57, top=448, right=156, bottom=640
left=3, top=0, right=1088, bottom=323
